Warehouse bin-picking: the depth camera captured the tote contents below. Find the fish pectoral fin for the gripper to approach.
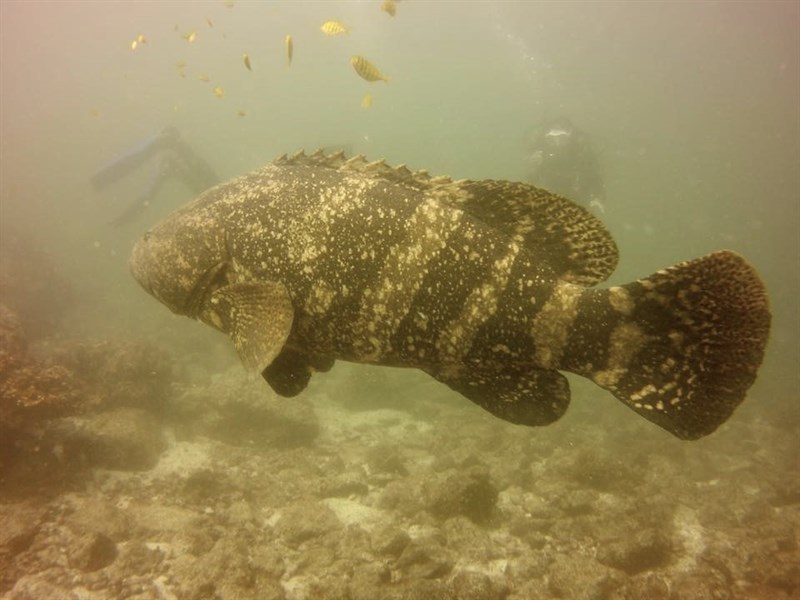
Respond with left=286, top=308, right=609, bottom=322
left=206, top=281, right=294, bottom=372
left=429, top=364, right=571, bottom=427
left=262, top=347, right=335, bottom=397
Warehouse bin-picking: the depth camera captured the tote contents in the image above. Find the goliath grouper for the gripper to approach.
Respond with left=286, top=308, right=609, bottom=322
left=130, top=151, right=770, bottom=439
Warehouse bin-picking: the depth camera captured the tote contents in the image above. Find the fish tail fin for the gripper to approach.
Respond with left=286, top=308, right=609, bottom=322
left=569, top=251, right=770, bottom=439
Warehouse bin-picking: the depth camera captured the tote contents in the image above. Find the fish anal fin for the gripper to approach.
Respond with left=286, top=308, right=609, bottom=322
left=205, top=281, right=294, bottom=373
left=430, top=364, right=571, bottom=426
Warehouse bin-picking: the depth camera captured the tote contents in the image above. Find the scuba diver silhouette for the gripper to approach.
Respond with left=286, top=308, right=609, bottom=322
left=92, top=127, right=218, bottom=226
left=527, top=117, right=606, bottom=212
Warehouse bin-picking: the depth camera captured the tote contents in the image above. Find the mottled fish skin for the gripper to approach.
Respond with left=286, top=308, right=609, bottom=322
left=160, top=161, right=561, bottom=369
left=130, top=150, right=771, bottom=440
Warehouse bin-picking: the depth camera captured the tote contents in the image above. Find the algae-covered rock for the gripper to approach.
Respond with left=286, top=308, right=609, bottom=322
left=50, top=408, right=165, bottom=471
left=596, top=527, right=673, bottom=574
left=171, top=536, right=285, bottom=600
left=0, top=229, right=73, bottom=341
left=48, top=340, right=174, bottom=414
left=1, top=306, right=174, bottom=490
left=67, top=532, right=118, bottom=572
left=0, top=304, right=25, bottom=356
left=0, top=502, right=46, bottom=590
left=274, top=500, right=343, bottom=546
left=395, top=537, right=453, bottom=580
left=370, top=524, right=411, bottom=557
left=548, top=553, right=622, bottom=599
left=0, top=303, right=81, bottom=432
left=425, top=466, right=498, bottom=524
left=0, top=305, right=85, bottom=489
left=451, top=569, right=509, bottom=600
left=170, top=369, right=319, bottom=449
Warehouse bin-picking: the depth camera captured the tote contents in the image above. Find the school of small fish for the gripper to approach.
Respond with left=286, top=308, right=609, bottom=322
left=121, top=2, right=401, bottom=116
left=381, top=1, right=397, bottom=17
left=351, top=55, right=390, bottom=83
left=320, top=20, right=348, bottom=36
left=130, top=33, right=146, bottom=51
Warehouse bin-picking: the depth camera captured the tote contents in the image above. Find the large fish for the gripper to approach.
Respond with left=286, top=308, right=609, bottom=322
left=130, top=151, right=770, bottom=439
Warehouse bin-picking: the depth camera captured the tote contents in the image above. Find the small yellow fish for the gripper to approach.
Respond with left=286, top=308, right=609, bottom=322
left=224, top=0, right=234, bottom=7
left=243, top=52, right=252, bottom=71
left=176, top=60, right=187, bottom=68
left=198, top=74, right=211, bottom=82
left=361, top=94, right=373, bottom=109
left=320, top=20, right=348, bottom=36
left=131, top=39, right=138, bottom=51
left=351, top=55, right=389, bottom=83
left=206, top=17, right=214, bottom=28
left=214, top=86, right=224, bottom=98
left=136, top=33, right=147, bottom=44
left=381, top=0, right=397, bottom=16
left=236, top=110, right=246, bottom=117
left=286, top=34, right=293, bottom=66
left=183, top=31, right=197, bottom=43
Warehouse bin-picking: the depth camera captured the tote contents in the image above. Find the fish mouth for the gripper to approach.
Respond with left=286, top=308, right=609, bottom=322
left=129, top=227, right=230, bottom=320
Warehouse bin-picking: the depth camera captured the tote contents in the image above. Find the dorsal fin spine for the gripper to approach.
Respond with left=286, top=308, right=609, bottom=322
left=269, top=149, right=619, bottom=285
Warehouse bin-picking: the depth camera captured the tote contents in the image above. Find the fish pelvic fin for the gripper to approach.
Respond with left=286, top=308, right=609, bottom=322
left=262, top=347, right=335, bottom=397
left=564, top=250, right=770, bottom=439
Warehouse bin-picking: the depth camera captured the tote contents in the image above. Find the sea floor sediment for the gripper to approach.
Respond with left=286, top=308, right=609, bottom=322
left=1, top=337, right=798, bottom=599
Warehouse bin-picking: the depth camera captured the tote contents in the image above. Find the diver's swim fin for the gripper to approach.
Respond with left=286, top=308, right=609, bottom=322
left=91, top=128, right=173, bottom=190
left=108, top=163, right=168, bottom=226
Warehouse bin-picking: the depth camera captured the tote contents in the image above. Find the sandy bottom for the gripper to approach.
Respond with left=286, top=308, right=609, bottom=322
left=1, top=366, right=798, bottom=600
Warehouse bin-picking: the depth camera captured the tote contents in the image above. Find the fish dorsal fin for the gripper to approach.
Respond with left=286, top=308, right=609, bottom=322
left=433, top=180, right=619, bottom=285
left=273, top=149, right=452, bottom=192
left=272, top=151, right=617, bottom=284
